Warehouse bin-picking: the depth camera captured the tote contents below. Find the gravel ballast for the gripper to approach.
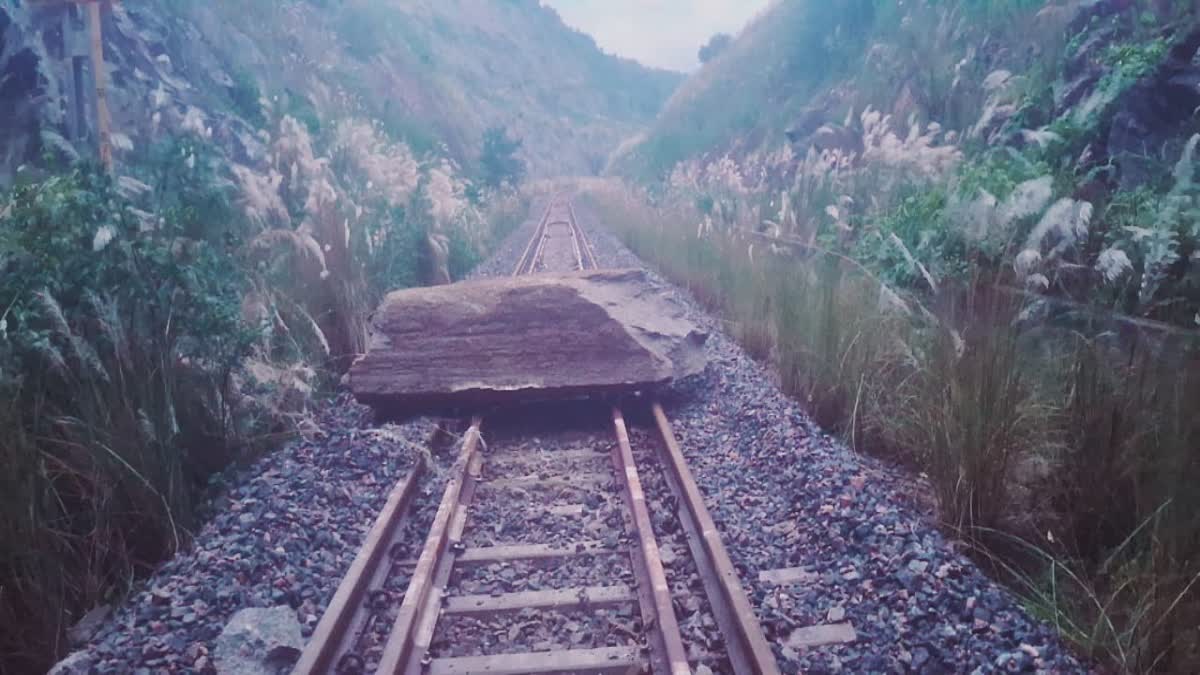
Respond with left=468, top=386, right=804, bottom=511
left=65, top=399, right=445, bottom=674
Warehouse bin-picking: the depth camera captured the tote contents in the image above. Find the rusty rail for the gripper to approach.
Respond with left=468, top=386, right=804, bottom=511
left=375, top=418, right=484, bottom=674
left=291, top=430, right=435, bottom=674
left=572, top=201, right=779, bottom=673
left=368, top=201, right=694, bottom=673
left=611, top=408, right=692, bottom=675
left=649, top=403, right=782, bottom=675
left=511, top=198, right=556, bottom=276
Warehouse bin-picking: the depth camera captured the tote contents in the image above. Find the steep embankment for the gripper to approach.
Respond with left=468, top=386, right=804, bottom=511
left=598, top=1, right=1200, bottom=671
left=0, top=0, right=680, bottom=182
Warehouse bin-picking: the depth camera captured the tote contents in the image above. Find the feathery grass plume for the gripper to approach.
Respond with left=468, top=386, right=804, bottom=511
left=332, top=119, right=420, bottom=207
left=92, top=225, right=117, bottom=252
left=248, top=229, right=328, bottom=276
left=274, top=115, right=328, bottom=186
left=1020, top=127, right=1063, bottom=149
left=1096, top=248, right=1133, bottom=283
left=1025, top=198, right=1093, bottom=256
left=34, top=290, right=70, bottom=339
left=860, top=106, right=962, bottom=180
left=983, top=69, right=1014, bottom=91
left=971, top=70, right=1022, bottom=143
left=1014, top=248, right=1042, bottom=277
left=954, top=175, right=1053, bottom=247
left=878, top=283, right=912, bottom=316
left=958, top=189, right=1000, bottom=242
left=1000, top=176, right=1054, bottom=224
left=425, top=161, right=465, bottom=227
left=180, top=106, right=211, bottom=138
left=1125, top=224, right=1180, bottom=309
left=231, top=165, right=290, bottom=227
left=1174, top=134, right=1199, bottom=185
left=30, top=290, right=110, bottom=386
left=888, top=233, right=939, bottom=293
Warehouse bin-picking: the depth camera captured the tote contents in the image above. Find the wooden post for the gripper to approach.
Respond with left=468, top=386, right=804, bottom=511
left=86, top=1, right=113, bottom=172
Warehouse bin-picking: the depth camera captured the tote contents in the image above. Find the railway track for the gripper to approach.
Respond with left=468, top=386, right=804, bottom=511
left=295, top=198, right=779, bottom=674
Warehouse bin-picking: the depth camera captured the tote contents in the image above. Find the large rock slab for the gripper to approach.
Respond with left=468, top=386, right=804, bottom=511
left=349, top=269, right=707, bottom=416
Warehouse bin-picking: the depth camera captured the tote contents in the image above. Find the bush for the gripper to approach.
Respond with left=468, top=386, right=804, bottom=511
left=0, top=169, right=253, bottom=670
left=479, top=127, right=526, bottom=190
left=229, top=70, right=266, bottom=129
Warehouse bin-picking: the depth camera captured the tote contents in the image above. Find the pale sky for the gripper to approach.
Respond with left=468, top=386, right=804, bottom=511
left=542, top=0, right=770, bottom=72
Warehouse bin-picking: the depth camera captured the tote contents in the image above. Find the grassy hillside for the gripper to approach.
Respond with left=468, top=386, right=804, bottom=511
left=596, top=0, right=1200, bottom=671
left=148, top=0, right=681, bottom=178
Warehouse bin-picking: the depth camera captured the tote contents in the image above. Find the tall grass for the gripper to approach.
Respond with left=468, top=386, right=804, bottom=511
left=0, top=169, right=252, bottom=671
left=0, top=119, right=523, bottom=670
left=580, top=181, right=1200, bottom=672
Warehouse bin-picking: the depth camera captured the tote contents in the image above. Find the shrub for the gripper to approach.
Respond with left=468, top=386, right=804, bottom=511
left=229, top=70, right=266, bottom=129
left=479, top=126, right=526, bottom=190
left=0, top=169, right=253, bottom=669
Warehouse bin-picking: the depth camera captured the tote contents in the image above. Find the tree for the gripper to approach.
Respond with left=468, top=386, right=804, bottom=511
left=699, top=33, right=733, bottom=64
left=479, top=126, right=526, bottom=189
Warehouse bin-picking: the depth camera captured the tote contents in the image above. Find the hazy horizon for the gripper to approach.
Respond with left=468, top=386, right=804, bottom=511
left=542, top=0, right=770, bottom=72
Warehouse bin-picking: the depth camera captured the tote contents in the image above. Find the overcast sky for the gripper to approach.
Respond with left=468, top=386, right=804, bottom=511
left=542, top=0, right=771, bottom=72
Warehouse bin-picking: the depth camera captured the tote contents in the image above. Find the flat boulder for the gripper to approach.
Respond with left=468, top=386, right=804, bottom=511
left=349, top=269, right=707, bottom=416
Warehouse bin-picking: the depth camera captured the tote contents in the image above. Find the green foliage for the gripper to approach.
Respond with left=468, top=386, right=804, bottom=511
left=855, top=188, right=970, bottom=289
left=0, top=168, right=254, bottom=669
left=229, top=70, right=266, bottom=129
left=360, top=204, right=428, bottom=296
left=380, top=103, right=441, bottom=156
left=956, top=0, right=1045, bottom=23
left=283, top=89, right=322, bottom=136
left=1103, top=38, right=1169, bottom=84
left=479, top=127, right=526, bottom=190
left=954, top=149, right=1050, bottom=201
left=698, top=33, right=732, bottom=64
left=446, top=222, right=482, bottom=281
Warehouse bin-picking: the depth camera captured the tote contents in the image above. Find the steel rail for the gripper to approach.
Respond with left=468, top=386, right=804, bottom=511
left=648, top=404, right=782, bottom=674
left=292, top=425, right=442, bottom=675
left=611, top=409, right=692, bottom=675
left=570, top=201, right=780, bottom=673
left=566, top=199, right=598, bottom=270
left=371, top=199, right=694, bottom=674
left=511, top=197, right=559, bottom=276
left=375, top=418, right=484, bottom=674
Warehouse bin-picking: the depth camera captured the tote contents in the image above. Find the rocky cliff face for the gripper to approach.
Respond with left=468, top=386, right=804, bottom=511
left=0, top=0, right=681, bottom=182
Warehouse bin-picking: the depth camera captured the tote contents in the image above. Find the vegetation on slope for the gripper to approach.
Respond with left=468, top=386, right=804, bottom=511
left=0, top=0, right=574, bottom=668
left=595, top=0, right=1200, bottom=671
left=151, top=0, right=681, bottom=178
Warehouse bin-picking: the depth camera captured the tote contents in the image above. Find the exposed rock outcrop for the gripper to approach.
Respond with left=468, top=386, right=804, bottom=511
left=1109, top=28, right=1200, bottom=189
left=349, top=269, right=708, bottom=417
